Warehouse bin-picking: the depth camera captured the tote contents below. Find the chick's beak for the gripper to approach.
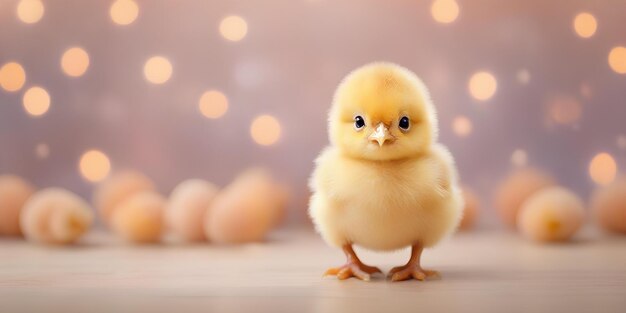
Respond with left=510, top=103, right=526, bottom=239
left=369, top=123, right=394, bottom=147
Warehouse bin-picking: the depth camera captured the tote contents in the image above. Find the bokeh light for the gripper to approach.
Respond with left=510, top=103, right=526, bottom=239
left=589, top=153, right=617, bottom=186
left=608, top=46, right=626, bottom=74
left=144, top=56, right=172, bottom=84
left=79, top=150, right=112, bottom=182
left=516, top=69, right=530, bottom=85
left=573, top=12, right=597, bottom=38
left=250, top=115, right=281, bottom=146
left=468, top=71, right=497, bottom=101
left=452, top=116, right=472, bottom=137
left=219, top=15, right=248, bottom=42
left=61, top=47, right=90, bottom=77
left=35, top=143, right=50, bottom=159
left=22, top=86, right=50, bottom=117
left=546, top=94, right=582, bottom=126
left=110, top=0, right=139, bottom=26
left=0, top=62, right=26, bottom=92
left=618, top=135, right=626, bottom=150
left=198, top=90, right=229, bottom=119
left=430, top=0, right=459, bottom=24
left=580, top=82, right=592, bottom=99
left=16, top=0, right=44, bottom=24
left=511, top=149, right=528, bottom=167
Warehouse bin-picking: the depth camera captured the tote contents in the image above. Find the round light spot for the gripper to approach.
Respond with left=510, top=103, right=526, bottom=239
left=0, top=62, right=26, bottom=92
left=468, top=71, right=497, bottom=101
left=79, top=150, right=111, bottom=182
left=516, top=69, right=530, bottom=85
left=589, top=153, right=617, bottom=186
left=110, top=0, right=139, bottom=25
left=430, top=0, right=459, bottom=24
left=61, top=47, right=90, bottom=77
left=608, top=46, right=626, bottom=74
left=22, top=86, right=50, bottom=117
left=16, top=0, right=44, bottom=24
left=199, top=90, right=228, bottom=119
left=580, top=82, right=592, bottom=99
left=573, top=12, right=597, bottom=38
left=219, top=15, right=248, bottom=42
left=546, top=94, right=582, bottom=126
left=35, top=143, right=50, bottom=159
left=250, top=115, right=281, bottom=146
left=511, top=149, right=528, bottom=167
left=452, top=116, right=472, bottom=137
left=144, top=56, right=172, bottom=84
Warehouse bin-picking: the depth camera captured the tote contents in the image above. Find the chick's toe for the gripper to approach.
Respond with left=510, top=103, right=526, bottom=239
left=324, top=262, right=382, bottom=281
left=389, top=266, right=440, bottom=282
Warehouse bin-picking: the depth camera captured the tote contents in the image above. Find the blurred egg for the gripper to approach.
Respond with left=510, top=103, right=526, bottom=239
left=20, top=188, right=93, bottom=245
left=517, top=187, right=585, bottom=242
left=205, top=168, right=286, bottom=244
left=111, top=191, right=165, bottom=243
left=494, top=168, right=556, bottom=228
left=166, top=179, right=218, bottom=242
left=0, top=175, right=35, bottom=236
left=590, top=178, right=626, bottom=234
left=235, top=168, right=289, bottom=227
left=93, top=170, right=155, bottom=226
left=459, top=187, right=480, bottom=231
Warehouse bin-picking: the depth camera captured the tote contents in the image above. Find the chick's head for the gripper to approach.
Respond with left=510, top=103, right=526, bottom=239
left=329, top=62, right=438, bottom=161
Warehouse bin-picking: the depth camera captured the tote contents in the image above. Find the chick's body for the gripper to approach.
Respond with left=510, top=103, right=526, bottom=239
left=311, top=144, right=460, bottom=251
left=309, top=62, right=462, bottom=281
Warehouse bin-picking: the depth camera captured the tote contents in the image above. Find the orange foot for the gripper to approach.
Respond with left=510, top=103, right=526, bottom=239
left=388, top=243, right=441, bottom=282
left=325, top=262, right=382, bottom=281
left=388, top=265, right=440, bottom=282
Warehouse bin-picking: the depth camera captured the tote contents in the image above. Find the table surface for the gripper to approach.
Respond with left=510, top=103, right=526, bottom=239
left=1, top=227, right=625, bottom=313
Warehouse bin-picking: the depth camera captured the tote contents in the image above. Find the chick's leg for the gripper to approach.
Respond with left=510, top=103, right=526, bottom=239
left=389, top=243, right=440, bottom=282
left=324, top=244, right=382, bottom=281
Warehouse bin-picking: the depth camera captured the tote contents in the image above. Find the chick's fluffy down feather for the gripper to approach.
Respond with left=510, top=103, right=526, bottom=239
left=309, top=144, right=462, bottom=251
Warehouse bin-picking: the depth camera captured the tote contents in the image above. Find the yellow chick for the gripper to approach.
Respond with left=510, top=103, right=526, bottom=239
left=309, top=62, right=463, bottom=282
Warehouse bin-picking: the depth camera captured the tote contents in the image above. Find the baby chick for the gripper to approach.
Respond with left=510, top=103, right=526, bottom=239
left=309, top=62, right=463, bottom=282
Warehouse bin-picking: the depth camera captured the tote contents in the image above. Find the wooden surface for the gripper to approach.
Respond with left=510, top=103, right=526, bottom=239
left=1, top=227, right=625, bottom=313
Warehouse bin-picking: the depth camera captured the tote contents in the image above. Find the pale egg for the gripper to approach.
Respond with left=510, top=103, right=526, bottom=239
left=591, top=178, right=626, bottom=234
left=517, top=187, right=585, bottom=242
left=204, top=168, right=286, bottom=244
left=20, top=188, right=93, bottom=245
left=494, top=168, right=556, bottom=228
left=166, top=179, right=218, bottom=242
left=111, top=191, right=165, bottom=244
left=0, top=175, right=35, bottom=236
left=93, top=170, right=155, bottom=226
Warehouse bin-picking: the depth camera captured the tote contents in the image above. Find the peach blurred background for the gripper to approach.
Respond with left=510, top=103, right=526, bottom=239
left=1, top=0, right=625, bottom=225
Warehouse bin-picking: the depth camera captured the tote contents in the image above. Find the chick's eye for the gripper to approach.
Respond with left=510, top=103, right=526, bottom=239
left=399, top=116, right=410, bottom=130
left=354, top=116, right=365, bottom=130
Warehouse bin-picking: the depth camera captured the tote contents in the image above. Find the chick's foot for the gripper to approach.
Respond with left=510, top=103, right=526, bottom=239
left=324, top=244, right=381, bottom=281
left=389, top=265, right=439, bottom=282
left=324, top=262, right=382, bottom=281
left=389, top=243, right=440, bottom=282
